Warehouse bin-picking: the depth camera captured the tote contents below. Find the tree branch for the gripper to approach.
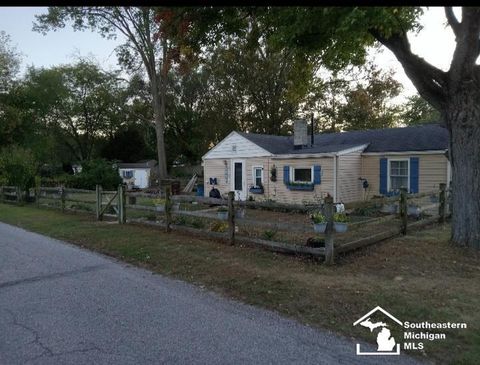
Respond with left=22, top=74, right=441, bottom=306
left=369, top=29, right=447, bottom=111
left=445, top=7, right=461, bottom=38
left=449, top=7, right=480, bottom=81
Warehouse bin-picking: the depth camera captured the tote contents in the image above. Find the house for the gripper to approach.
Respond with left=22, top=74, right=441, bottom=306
left=201, top=120, right=450, bottom=203
left=117, top=160, right=157, bottom=189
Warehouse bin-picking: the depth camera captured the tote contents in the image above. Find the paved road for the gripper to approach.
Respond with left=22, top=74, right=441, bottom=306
left=0, top=222, right=424, bottom=365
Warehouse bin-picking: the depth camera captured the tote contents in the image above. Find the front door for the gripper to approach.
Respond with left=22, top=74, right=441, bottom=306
left=232, top=160, right=246, bottom=200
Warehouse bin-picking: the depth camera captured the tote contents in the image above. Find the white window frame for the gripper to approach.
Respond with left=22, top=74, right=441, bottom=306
left=290, top=166, right=314, bottom=184
left=122, top=170, right=134, bottom=179
left=387, top=158, right=410, bottom=192
left=252, top=165, right=264, bottom=188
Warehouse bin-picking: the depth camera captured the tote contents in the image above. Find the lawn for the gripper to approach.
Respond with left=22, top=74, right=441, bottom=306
left=0, top=203, right=478, bottom=364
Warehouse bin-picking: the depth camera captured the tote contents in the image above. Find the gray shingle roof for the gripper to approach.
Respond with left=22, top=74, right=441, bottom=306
left=117, top=160, right=157, bottom=169
left=238, top=123, right=448, bottom=155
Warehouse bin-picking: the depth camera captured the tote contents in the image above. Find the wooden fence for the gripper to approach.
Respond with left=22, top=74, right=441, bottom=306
left=0, top=183, right=450, bottom=264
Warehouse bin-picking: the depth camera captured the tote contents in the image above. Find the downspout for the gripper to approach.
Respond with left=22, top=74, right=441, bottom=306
left=333, top=154, right=338, bottom=202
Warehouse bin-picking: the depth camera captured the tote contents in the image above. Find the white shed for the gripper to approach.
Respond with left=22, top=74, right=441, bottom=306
left=117, top=160, right=157, bottom=189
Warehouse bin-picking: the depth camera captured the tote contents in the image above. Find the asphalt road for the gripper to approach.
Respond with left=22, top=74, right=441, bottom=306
left=0, top=222, right=425, bottom=365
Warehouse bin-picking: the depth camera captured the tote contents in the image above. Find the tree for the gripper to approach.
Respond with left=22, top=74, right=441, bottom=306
left=400, top=94, right=440, bottom=125
left=0, top=146, right=38, bottom=193
left=339, top=64, right=402, bottom=130
left=34, top=7, right=185, bottom=180
left=304, top=62, right=402, bottom=132
left=22, top=60, right=128, bottom=162
left=0, top=31, right=20, bottom=93
left=193, top=6, right=480, bottom=248
left=100, top=124, right=152, bottom=162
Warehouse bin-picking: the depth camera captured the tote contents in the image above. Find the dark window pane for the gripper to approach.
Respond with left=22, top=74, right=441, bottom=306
left=294, top=168, right=311, bottom=182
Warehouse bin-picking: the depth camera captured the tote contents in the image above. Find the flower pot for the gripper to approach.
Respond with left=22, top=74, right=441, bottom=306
left=173, top=202, right=180, bottom=211
left=313, top=223, right=327, bottom=233
left=217, top=211, right=228, bottom=220
left=381, top=204, right=397, bottom=214
left=236, top=208, right=246, bottom=218
left=334, top=222, right=348, bottom=233
left=155, top=204, right=165, bottom=212
left=407, top=205, right=421, bottom=218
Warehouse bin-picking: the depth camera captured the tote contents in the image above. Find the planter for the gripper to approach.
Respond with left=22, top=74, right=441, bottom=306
left=217, top=211, right=228, bottom=220
left=334, top=222, right=348, bottom=233
left=236, top=208, right=246, bottom=219
left=381, top=203, right=398, bottom=214
left=249, top=187, right=264, bottom=194
left=313, top=223, right=327, bottom=233
left=407, top=205, right=421, bottom=218
left=286, top=184, right=314, bottom=191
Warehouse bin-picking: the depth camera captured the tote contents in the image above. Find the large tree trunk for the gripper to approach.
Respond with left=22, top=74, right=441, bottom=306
left=150, top=76, right=168, bottom=181
left=446, top=93, right=480, bottom=249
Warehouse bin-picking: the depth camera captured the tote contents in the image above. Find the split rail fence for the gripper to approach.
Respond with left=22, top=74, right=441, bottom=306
left=0, top=183, right=451, bottom=264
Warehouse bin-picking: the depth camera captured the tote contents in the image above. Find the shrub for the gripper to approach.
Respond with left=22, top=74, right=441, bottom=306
left=263, top=227, right=278, bottom=241
left=68, top=159, right=122, bottom=190
left=210, top=221, right=228, bottom=232
left=0, top=146, right=38, bottom=191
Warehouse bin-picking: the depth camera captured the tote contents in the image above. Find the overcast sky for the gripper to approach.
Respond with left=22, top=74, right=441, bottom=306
left=0, top=6, right=457, bottom=103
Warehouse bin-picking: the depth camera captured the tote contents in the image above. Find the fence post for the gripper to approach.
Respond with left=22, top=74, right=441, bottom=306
left=60, top=185, right=66, bottom=213
left=228, top=191, right=235, bottom=245
left=0, top=186, right=3, bottom=204
left=439, top=183, right=446, bottom=223
left=118, top=184, right=126, bottom=224
left=399, top=187, right=408, bottom=235
left=165, top=186, right=172, bottom=232
left=96, top=184, right=102, bottom=221
left=35, top=177, right=40, bottom=208
left=324, top=195, right=335, bottom=265
left=16, top=186, right=22, bottom=205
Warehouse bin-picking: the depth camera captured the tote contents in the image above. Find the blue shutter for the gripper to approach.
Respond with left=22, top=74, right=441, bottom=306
left=410, top=157, right=419, bottom=193
left=313, top=165, right=321, bottom=184
left=380, top=158, right=388, bottom=195
left=283, top=166, right=290, bottom=184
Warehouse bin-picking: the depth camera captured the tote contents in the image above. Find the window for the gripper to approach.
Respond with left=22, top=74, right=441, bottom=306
left=122, top=170, right=134, bottom=179
left=292, top=167, right=313, bottom=183
left=252, top=166, right=263, bottom=187
left=389, top=160, right=409, bottom=191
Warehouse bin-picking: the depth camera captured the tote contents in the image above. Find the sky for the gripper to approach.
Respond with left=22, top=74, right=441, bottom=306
left=0, top=6, right=457, bottom=103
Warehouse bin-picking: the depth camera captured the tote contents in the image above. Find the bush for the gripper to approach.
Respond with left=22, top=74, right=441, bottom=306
left=0, top=146, right=38, bottom=191
left=68, top=159, right=122, bottom=190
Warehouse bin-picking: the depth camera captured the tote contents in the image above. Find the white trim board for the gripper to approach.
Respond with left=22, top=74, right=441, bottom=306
left=362, top=150, right=447, bottom=156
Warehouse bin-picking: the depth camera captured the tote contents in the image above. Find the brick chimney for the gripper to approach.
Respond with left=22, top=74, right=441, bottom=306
left=294, top=119, right=308, bottom=149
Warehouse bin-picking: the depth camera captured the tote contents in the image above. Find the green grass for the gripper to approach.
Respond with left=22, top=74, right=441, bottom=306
left=0, top=203, right=478, bottom=364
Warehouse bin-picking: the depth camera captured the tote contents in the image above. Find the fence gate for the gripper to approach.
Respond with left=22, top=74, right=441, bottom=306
left=95, top=184, right=126, bottom=224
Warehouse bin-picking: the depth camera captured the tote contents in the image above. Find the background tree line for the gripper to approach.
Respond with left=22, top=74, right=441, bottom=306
left=1, top=12, right=437, bottom=185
